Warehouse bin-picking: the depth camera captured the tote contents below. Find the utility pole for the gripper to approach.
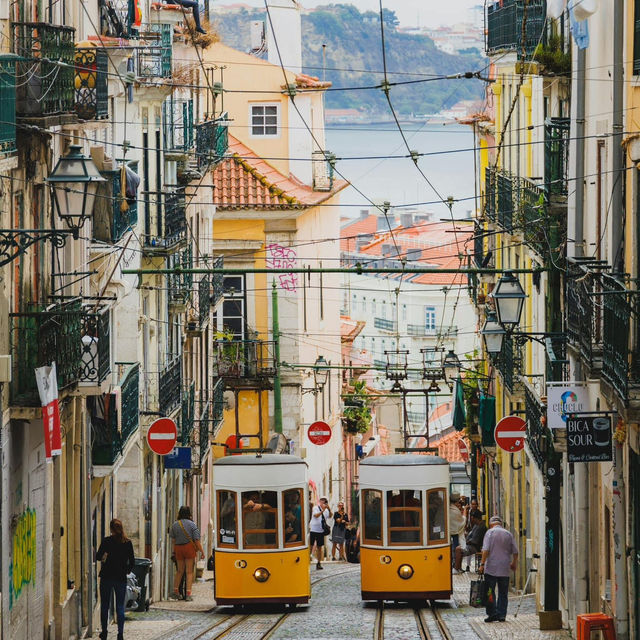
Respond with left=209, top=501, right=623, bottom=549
left=272, top=281, right=283, bottom=433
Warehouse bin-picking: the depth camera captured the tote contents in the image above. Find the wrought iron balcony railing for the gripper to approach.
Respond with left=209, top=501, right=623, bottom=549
left=212, top=376, right=225, bottom=432
left=496, top=334, right=523, bottom=395
left=211, top=255, right=224, bottom=309
left=407, top=324, right=436, bottom=336
left=94, top=161, right=139, bottom=244
left=144, top=188, right=187, bottom=251
left=198, top=275, right=210, bottom=327
left=374, top=317, right=397, bottom=332
left=525, top=383, right=549, bottom=472
left=198, top=400, right=210, bottom=463
left=212, top=340, right=277, bottom=379
left=98, top=0, right=137, bottom=38
left=485, top=0, right=546, bottom=57
left=10, top=299, right=83, bottom=406
left=163, top=98, right=194, bottom=154
left=136, top=24, right=172, bottom=79
left=168, top=244, right=193, bottom=309
left=0, top=55, right=17, bottom=156
left=80, top=305, right=111, bottom=385
left=496, top=170, right=514, bottom=231
left=75, top=47, right=108, bottom=121
left=91, top=363, right=140, bottom=466
left=566, top=262, right=601, bottom=367
left=545, top=117, right=570, bottom=197
left=485, top=166, right=496, bottom=222
left=181, top=381, right=195, bottom=445
left=159, top=355, right=182, bottom=416
left=12, top=22, right=75, bottom=117
left=195, top=114, right=229, bottom=171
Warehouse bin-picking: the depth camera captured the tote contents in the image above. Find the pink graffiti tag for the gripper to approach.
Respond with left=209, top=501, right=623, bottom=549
left=266, top=244, right=298, bottom=292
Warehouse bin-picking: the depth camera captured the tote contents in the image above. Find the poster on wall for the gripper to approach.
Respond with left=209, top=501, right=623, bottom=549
left=35, top=362, right=62, bottom=460
left=566, top=414, right=613, bottom=463
left=546, top=382, right=596, bottom=429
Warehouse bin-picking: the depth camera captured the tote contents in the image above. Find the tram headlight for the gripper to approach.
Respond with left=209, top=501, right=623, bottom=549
left=397, top=564, right=414, bottom=580
left=253, top=567, right=270, bottom=583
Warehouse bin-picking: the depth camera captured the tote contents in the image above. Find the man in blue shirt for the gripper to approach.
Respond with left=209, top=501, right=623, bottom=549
left=478, top=515, right=518, bottom=623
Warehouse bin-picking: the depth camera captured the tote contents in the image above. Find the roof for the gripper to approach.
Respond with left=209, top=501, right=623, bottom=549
left=213, top=454, right=305, bottom=466
left=341, top=316, right=366, bottom=343
left=292, top=73, right=332, bottom=89
left=213, top=135, right=348, bottom=210
left=430, top=430, right=466, bottom=463
left=360, top=454, right=447, bottom=466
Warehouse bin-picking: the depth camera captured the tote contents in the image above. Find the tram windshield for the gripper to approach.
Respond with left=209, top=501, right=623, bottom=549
left=242, top=490, right=278, bottom=548
left=283, top=488, right=304, bottom=546
left=362, top=489, right=382, bottom=544
left=217, top=490, right=238, bottom=547
left=387, top=489, right=422, bottom=545
left=427, top=488, right=447, bottom=545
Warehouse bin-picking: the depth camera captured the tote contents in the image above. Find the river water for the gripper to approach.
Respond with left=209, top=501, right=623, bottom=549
left=325, top=123, right=477, bottom=220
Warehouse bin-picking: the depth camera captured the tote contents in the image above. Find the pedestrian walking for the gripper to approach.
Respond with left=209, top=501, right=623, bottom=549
left=309, top=497, right=332, bottom=570
left=330, top=501, right=349, bottom=561
left=449, top=493, right=466, bottom=561
left=453, top=509, right=486, bottom=572
left=169, top=506, right=205, bottom=601
left=478, top=515, right=519, bottom=623
left=97, top=518, right=135, bottom=640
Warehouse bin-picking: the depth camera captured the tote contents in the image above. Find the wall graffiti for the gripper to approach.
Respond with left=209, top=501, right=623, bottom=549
left=266, top=243, right=298, bottom=293
left=9, top=508, right=37, bottom=609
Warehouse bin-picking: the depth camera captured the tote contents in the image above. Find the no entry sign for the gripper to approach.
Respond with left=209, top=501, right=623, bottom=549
left=307, top=421, right=332, bottom=445
left=457, top=438, right=470, bottom=462
left=494, top=416, right=527, bottom=453
left=147, top=417, right=177, bottom=455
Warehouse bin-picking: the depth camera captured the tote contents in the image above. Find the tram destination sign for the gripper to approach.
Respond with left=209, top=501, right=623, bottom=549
left=567, top=414, right=612, bottom=463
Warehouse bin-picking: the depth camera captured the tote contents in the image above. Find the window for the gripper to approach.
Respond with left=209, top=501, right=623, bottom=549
left=250, top=104, right=279, bottom=136
left=425, top=306, right=437, bottom=332
left=283, top=488, right=304, bottom=547
left=216, top=275, right=245, bottom=339
left=372, top=299, right=377, bottom=315
left=352, top=294, right=357, bottom=313
left=402, top=304, right=407, bottom=321
left=217, top=490, right=237, bottom=548
left=427, top=489, right=447, bottom=545
left=242, top=490, right=278, bottom=548
left=362, top=489, right=382, bottom=545
left=387, top=489, right=422, bottom=545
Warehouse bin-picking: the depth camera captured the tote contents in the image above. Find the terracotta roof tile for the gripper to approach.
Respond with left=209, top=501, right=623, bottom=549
left=213, top=135, right=347, bottom=210
left=293, top=73, right=332, bottom=89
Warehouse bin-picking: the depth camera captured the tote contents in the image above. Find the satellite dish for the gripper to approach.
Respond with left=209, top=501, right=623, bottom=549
left=266, top=432, right=287, bottom=454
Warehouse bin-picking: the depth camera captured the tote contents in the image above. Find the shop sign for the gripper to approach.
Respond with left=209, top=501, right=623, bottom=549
left=567, top=414, right=612, bottom=463
left=546, top=382, right=595, bottom=429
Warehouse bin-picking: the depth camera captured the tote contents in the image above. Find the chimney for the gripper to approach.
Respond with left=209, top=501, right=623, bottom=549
left=405, top=248, right=423, bottom=261
left=250, top=21, right=265, bottom=53
left=360, top=209, right=370, bottom=220
left=377, top=215, right=391, bottom=231
left=381, top=243, right=395, bottom=256
left=266, top=0, right=302, bottom=74
left=400, top=212, right=413, bottom=228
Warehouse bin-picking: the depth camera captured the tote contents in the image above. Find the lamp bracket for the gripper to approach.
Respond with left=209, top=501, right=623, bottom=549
left=0, top=229, right=74, bottom=267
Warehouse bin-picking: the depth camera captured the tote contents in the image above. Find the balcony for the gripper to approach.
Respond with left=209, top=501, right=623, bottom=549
left=198, top=275, right=210, bottom=328
left=159, top=356, right=182, bottom=416
left=94, top=161, right=139, bottom=244
left=91, top=363, right=140, bottom=466
left=212, top=340, right=277, bottom=381
left=180, top=381, right=195, bottom=445
left=195, top=114, right=229, bottom=171
left=545, top=117, right=570, bottom=197
left=0, top=55, right=17, bottom=157
left=163, top=98, right=194, bottom=156
left=566, top=262, right=601, bottom=368
left=515, top=177, right=546, bottom=256
left=198, top=400, right=210, bottom=464
left=75, top=47, right=108, bottom=121
left=98, top=0, right=137, bottom=38
left=485, top=0, right=547, bottom=57
left=525, top=383, right=549, bottom=472
left=168, top=244, right=193, bottom=311
left=407, top=324, right=436, bottom=337
left=211, top=255, right=224, bottom=309
left=80, top=305, right=111, bottom=386
left=496, top=334, right=523, bottom=396
left=496, top=170, right=514, bottom=231
left=485, top=166, right=496, bottom=222
left=374, top=317, right=397, bottom=332
left=212, top=376, right=225, bottom=429
left=136, top=24, right=172, bottom=79
left=12, top=23, right=75, bottom=121
left=10, top=299, right=83, bottom=406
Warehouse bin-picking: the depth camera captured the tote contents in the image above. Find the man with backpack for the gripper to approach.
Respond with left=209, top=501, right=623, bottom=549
left=309, top=497, right=332, bottom=570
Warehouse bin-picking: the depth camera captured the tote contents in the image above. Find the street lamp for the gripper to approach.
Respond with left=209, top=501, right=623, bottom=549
left=481, top=311, right=506, bottom=355
left=489, top=272, right=527, bottom=327
left=442, top=349, right=461, bottom=389
left=46, top=145, right=105, bottom=238
left=313, top=355, right=329, bottom=392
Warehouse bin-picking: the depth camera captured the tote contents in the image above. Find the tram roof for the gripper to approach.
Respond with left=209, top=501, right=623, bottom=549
left=360, top=454, right=448, bottom=466
left=213, top=454, right=306, bottom=466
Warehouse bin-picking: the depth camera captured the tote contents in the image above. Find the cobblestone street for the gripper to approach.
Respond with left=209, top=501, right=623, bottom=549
left=102, top=564, right=575, bottom=640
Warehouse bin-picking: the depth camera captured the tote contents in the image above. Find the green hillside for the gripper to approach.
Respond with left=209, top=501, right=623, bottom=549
left=211, top=4, right=485, bottom=117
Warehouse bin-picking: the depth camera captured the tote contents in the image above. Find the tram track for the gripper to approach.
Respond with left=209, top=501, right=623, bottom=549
left=373, top=601, right=455, bottom=640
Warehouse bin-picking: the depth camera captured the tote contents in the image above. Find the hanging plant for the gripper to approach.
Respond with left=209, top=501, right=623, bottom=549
left=342, top=379, right=373, bottom=434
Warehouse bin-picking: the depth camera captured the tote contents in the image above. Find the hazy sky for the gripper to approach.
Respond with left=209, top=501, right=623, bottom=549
left=229, top=1, right=482, bottom=29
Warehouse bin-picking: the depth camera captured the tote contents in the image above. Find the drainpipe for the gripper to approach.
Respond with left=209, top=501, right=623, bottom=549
left=574, top=47, right=586, bottom=257
left=272, top=281, right=283, bottom=433
left=611, top=0, right=624, bottom=272
left=613, top=434, right=629, bottom=640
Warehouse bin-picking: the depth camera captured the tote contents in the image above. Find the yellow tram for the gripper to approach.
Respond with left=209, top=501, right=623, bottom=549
left=359, top=454, right=452, bottom=602
left=212, top=454, right=310, bottom=605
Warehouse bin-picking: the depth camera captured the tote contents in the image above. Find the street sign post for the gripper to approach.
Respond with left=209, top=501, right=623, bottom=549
left=494, top=416, right=527, bottom=453
left=147, top=417, right=177, bottom=455
left=458, top=438, right=470, bottom=462
left=307, top=420, right=332, bottom=445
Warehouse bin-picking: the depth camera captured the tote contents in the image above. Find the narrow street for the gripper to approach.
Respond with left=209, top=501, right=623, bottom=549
left=112, top=564, right=573, bottom=640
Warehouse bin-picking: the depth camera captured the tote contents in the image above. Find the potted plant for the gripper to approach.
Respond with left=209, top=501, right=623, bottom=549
left=342, top=380, right=373, bottom=434
left=213, top=330, right=244, bottom=376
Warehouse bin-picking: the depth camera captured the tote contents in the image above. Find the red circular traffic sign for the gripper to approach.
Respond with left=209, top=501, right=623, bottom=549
left=224, top=435, right=243, bottom=456
left=494, top=416, right=527, bottom=453
left=307, top=421, right=332, bottom=445
left=147, top=417, right=177, bottom=455
left=457, top=438, right=470, bottom=462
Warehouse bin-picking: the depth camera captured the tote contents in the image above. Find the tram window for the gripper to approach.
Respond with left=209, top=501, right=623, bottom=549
left=387, top=489, right=422, bottom=545
left=362, top=489, right=382, bottom=545
left=217, top=490, right=237, bottom=548
left=427, top=489, right=447, bottom=545
left=283, top=488, right=304, bottom=546
left=242, top=490, right=278, bottom=548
